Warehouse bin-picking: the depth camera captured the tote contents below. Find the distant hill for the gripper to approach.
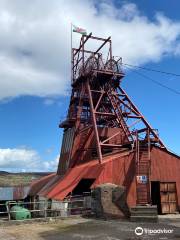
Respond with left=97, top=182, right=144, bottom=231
left=0, top=172, right=54, bottom=187
left=0, top=171, right=9, bottom=175
left=12, top=172, right=53, bottom=176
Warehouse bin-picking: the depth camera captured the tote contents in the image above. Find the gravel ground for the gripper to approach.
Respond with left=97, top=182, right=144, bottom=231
left=0, top=216, right=180, bottom=240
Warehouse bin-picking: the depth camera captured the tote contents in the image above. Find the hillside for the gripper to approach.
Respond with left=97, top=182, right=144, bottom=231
left=0, top=172, right=53, bottom=187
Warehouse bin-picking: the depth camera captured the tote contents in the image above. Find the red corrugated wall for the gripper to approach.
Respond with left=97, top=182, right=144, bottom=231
left=29, top=146, right=180, bottom=209
left=150, top=147, right=180, bottom=207
left=40, top=151, right=137, bottom=207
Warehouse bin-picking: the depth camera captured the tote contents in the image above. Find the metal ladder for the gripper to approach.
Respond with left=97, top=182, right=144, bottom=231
left=136, top=135, right=151, bottom=205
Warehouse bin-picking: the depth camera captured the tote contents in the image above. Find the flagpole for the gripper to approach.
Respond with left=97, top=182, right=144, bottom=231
left=71, top=22, right=72, bottom=83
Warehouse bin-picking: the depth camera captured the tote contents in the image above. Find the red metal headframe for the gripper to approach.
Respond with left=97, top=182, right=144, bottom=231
left=60, top=33, right=166, bottom=168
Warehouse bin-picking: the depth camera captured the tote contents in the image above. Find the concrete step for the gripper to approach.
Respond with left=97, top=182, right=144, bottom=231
left=131, top=206, right=158, bottom=214
left=131, top=211, right=158, bottom=216
left=131, top=208, right=158, bottom=215
left=130, top=215, right=158, bottom=222
left=130, top=206, right=158, bottom=222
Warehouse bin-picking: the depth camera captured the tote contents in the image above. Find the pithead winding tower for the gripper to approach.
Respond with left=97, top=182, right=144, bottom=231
left=57, top=34, right=166, bottom=205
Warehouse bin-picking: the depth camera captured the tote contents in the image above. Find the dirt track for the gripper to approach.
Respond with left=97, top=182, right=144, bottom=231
left=0, top=217, right=180, bottom=240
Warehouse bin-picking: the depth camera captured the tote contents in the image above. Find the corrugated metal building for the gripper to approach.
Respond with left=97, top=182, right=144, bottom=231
left=29, top=146, right=180, bottom=214
left=29, top=34, right=180, bottom=215
left=0, top=186, right=30, bottom=201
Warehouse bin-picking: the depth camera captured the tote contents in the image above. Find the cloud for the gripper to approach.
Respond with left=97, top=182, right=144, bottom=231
left=43, top=98, right=55, bottom=106
left=41, top=155, right=59, bottom=171
left=0, top=148, right=58, bottom=172
left=0, top=0, right=180, bottom=100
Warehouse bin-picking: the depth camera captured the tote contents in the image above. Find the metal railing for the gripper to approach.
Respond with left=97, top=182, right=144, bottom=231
left=0, top=195, right=92, bottom=221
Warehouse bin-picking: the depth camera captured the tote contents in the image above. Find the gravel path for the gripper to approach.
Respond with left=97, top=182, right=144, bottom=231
left=0, top=217, right=180, bottom=240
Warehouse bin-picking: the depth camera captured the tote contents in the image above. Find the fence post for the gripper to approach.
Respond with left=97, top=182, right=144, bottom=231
left=44, top=199, right=47, bottom=219
left=7, top=202, right=11, bottom=221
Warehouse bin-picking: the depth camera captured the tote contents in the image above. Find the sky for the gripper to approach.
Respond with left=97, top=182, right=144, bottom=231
left=0, top=0, right=180, bottom=172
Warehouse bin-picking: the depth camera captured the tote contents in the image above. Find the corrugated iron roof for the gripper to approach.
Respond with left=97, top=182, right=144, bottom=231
left=34, top=151, right=132, bottom=200
left=28, top=173, right=56, bottom=196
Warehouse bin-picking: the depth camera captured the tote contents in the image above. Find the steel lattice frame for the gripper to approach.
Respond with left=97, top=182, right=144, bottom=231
left=60, top=33, right=166, bottom=165
left=58, top=34, right=168, bottom=205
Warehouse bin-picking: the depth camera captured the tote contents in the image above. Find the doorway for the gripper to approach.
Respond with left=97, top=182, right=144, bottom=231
left=151, top=181, right=161, bottom=214
left=72, top=178, right=95, bottom=196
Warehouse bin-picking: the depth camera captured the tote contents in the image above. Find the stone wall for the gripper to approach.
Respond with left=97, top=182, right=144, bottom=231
left=91, top=183, right=130, bottom=219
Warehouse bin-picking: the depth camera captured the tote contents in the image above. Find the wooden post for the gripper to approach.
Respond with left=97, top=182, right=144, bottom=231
left=44, top=199, right=47, bottom=219
left=7, top=202, right=11, bottom=221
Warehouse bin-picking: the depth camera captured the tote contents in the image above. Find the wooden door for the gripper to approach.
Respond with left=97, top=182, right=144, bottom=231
left=160, top=182, right=178, bottom=214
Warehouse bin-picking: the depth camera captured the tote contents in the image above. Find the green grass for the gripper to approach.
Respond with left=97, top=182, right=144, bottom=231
left=0, top=173, right=51, bottom=187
